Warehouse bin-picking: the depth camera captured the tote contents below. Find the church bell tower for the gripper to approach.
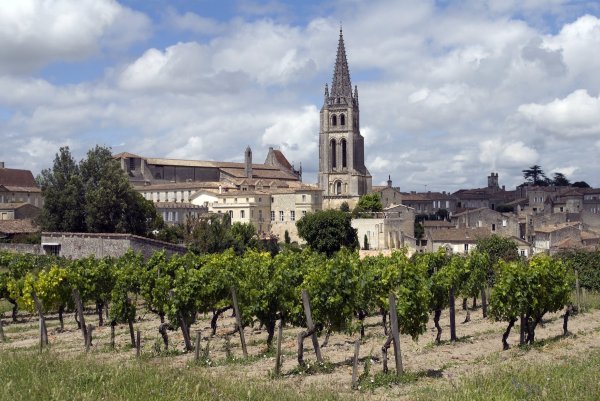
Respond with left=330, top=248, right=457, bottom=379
left=318, top=29, right=372, bottom=204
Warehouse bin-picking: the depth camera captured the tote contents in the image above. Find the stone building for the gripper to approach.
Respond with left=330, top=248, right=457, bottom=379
left=533, top=222, right=582, bottom=254
left=0, top=203, right=40, bottom=221
left=0, top=163, right=43, bottom=208
left=154, top=202, right=207, bottom=226
left=318, top=29, right=372, bottom=209
left=372, top=176, right=402, bottom=208
left=452, top=207, right=521, bottom=239
left=351, top=204, right=416, bottom=251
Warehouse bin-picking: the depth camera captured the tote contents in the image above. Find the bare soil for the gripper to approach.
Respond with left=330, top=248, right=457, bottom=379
left=1, top=301, right=599, bottom=400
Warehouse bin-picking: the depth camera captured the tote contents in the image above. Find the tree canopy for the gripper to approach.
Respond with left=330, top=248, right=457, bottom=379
left=38, top=146, right=161, bottom=236
left=522, top=165, right=548, bottom=186
left=296, top=209, right=358, bottom=256
left=352, top=193, right=383, bottom=217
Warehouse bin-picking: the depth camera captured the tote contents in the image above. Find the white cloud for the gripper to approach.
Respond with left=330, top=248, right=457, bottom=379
left=0, top=0, right=150, bottom=74
left=518, top=89, right=600, bottom=137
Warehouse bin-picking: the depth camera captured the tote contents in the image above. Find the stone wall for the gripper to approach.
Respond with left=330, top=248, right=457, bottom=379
left=41, top=232, right=186, bottom=259
left=0, top=243, right=41, bottom=254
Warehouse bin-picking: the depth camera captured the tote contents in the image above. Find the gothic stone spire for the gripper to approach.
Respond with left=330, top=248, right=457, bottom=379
left=330, top=28, right=353, bottom=100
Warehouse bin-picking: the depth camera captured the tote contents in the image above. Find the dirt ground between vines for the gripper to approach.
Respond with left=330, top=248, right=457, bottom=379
left=1, top=301, right=600, bottom=400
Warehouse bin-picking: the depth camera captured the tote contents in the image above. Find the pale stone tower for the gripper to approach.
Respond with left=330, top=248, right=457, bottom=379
left=318, top=29, right=371, bottom=207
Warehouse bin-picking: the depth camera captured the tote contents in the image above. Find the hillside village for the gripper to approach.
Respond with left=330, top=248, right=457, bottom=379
left=1, top=30, right=599, bottom=259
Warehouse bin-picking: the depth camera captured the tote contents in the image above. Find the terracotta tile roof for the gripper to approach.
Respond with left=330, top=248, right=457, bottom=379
left=428, top=228, right=490, bottom=242
left=0, top=202, right=31, bottom=210
left=271, top=149, right=293, bottom=170
left=0, top=219, right=39, bottom=234
left=220, top=167, right=298, bottom=180
left=581, top=231, right=600, bottom=241
left=113, top=152, right=142, bottom=159
left=400, top=193, right=428, bottom=201
left=535, top=222, right=580, bottom=234
left=0, top=185, right=42, bottom=193
left=134, top=181, right=233, bottom=191
left=0, top=168, right=37, bottom=187
left=154, top=202, right=207, bottom=209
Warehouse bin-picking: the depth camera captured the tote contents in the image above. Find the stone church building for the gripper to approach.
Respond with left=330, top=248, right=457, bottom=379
left=318, top=29, right=372, bottom=209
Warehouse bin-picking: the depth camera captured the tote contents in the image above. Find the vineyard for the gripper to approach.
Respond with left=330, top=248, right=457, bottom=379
left=1, top=248, right=600, bottom=400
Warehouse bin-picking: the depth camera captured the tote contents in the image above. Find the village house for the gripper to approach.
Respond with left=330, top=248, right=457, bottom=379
left=352, top=204, right=416, bottom=251
left=422, top=227, right=490, bottom=254
left=0, top=163, right=43, bottom=208
left=452, top=207, right=521, bottom=239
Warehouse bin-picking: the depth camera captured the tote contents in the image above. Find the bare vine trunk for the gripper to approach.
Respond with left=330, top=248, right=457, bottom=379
left=433, top=309, right=442, bottom=344
left=381, top=308, right=388, bottom=336
left=159, top=323, right=169, bottom=350
left=96, top=301, right=104, bottom=327
left=502, top=318, right=516, bottom=350
left=381, top=335, right=394, bottom=374
left=449, top=286, right=457, bottom=342
left=210, top=306, right=232, bottom=335
left=297, top=326, right=318, bottom=366
left=128, top=318, right=136, bottom=348
left=58, top=305, right=65, bottom=332
left=481, top=287, right=487, bottom=318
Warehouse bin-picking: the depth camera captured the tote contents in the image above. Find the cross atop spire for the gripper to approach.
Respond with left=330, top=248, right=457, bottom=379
left=330, top=27, right=353, bottom=100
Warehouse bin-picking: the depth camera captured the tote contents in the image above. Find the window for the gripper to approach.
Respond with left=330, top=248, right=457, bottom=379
left=341, top=139, right=347, bottom=168
left=340, top=114, right=345, bottom=125
left=336, top=181, right=342, bottom=195
left=302, top=211, right=307, bottom=217
left=464, top=244, right=469, bottom=253
left=520, top=250, right=526, bottom=257
left=331, top=114, right=337, bottom=126
left=44, top=245, right=60, bottom=256
left=129, top=158, right=135, bottom=171
left=502, top=219, right=507, bottom=227
left=290, top=211, right=295, bottom=221
left=492, top=224, right=496, bottom=231
left=279, top=211, right=284, bottom=221
left=270, top=211, right=275, bottom=221
left=331, top=139, right=337, bottom=168
left=229, top=210, right=233, bottom=219
left=240, top=210, right=245, bottom=219
left=302, top=194, right=306, bottom=202
left=259, top=210, right=263, bottom=220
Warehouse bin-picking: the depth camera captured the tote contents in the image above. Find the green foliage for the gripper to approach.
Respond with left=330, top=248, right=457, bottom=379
left=522, top=165, right=548, bottom=186
left=556, top=249, right=600, bottom=291
left=551, top=172, right=570, bottom=186
left=363, top=234, right=369, bottom=250
left=352, top=193, right=383, bottom=217
left=38, top=146, right=161, bottom=236
left=296, top=209, right=358, bottom=256
left=339, top=201, right=350, bottom=213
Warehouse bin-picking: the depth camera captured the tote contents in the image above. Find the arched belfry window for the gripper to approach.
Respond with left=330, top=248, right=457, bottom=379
left=341, top=139, right=347, bottom=168
left=336, top=181, right=342, bottom=195
left=330, top=139, right=337, bottom=169
left=340, top=114, right=345, bottom=126
left=331, top=115, right=337, bottom=126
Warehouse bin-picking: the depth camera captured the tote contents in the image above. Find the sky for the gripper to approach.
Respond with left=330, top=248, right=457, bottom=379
left=1, top=0, right=600, bottom=192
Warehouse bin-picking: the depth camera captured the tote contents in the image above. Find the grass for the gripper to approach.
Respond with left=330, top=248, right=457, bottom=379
left=414, top=349, right=600, bottom=401
left=0, top=349, right=345, bottom=401
left=0, top=300, right=12, bottom=316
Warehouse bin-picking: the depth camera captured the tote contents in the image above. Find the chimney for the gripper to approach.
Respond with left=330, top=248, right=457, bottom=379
left=244, top=146, right=252, bottom=179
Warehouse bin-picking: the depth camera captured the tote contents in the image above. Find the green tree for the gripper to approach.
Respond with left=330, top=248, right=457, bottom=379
left=522, top=165, right=548, bottom=186
left=352, top=193, right=383, bottom=217
left=339, top=201, right=350, bottom=212
left=551, top=172, right=570, bottom=186
left=39, top=146, right=160, bottom=236
left=296, top=210, right=358, bottom=256
left=572, top=181, right=590, bottom=188
left=37, top=147, right=85, bottom=232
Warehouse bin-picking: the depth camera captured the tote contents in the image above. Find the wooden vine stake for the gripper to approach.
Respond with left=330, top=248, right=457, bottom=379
left=300, top=289, right=323, bottom=363
left=449, top=286, right=457, bottom=342
left=0, top=319, right=5, bottom=342
left=231, top=287, right=248, bottom=358
left=575, top=269, right=581, bottom=312
left=194, top=330, right=202, bottom=362
left=110, top=323, right=116, bottom=349
left=31, top=291, right=48, bottom=347
left=136, top=329, right=141, bottom=358
left=351, top=339, right=361, bottom=389
left=86, top=324, right=94, bottom=352
left=72, top=288, right=87, bottom=346
left=274, top=319, right=284, bottom=376
left=388, top=293, right=403, bottom=375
